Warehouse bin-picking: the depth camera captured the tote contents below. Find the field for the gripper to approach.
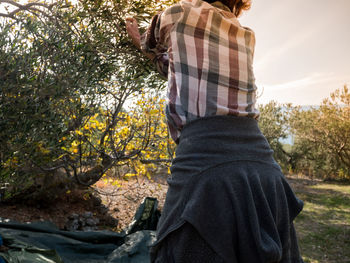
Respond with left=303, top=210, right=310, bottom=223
left=288, top=177, right=350, bottom=263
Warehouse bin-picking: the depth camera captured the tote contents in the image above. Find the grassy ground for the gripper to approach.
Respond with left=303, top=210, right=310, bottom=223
left=288, top=177, right=350, bottom=263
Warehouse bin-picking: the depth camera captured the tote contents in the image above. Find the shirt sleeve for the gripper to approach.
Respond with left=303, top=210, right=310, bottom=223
left=141, top=13, right=169, bottom=79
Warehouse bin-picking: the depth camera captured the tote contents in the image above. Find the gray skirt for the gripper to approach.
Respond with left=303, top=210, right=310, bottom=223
left=151, top=115, right=304, bottom=263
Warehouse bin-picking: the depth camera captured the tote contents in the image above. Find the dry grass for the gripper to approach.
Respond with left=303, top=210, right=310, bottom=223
left=288, top=176, right=350, bottom=263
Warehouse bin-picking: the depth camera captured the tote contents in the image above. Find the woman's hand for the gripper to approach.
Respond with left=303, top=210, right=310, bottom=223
left=125, top=17, right=156, bottom=61
left=125, top=17, right=141, bottom=49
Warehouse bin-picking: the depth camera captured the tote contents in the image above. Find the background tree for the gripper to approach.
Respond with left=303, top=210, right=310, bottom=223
left=0, top=0, right=176, bottom=202
left=289, top=85, right=350, bottom=179
left=258, top=101, right=291, bottom=171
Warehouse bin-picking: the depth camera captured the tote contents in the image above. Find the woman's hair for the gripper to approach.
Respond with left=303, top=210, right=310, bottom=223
left=204, top=0, right=251, bottom=16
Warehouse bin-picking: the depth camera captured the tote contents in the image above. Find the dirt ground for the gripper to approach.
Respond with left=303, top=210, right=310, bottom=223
left=0, top=174, right=317, bottom=231
left=93, top=172, right=169, bottom=231
left=0, top=173, right=169, bottom=231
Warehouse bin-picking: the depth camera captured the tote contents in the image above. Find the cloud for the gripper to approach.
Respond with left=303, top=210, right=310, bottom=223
left=257, top=72, right=349, bottom=105
left=260, top=73, right=338, bottom=91
left=256, top=75, right=318, bottom=105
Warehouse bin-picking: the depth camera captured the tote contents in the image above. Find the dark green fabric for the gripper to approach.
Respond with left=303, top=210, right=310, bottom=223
left=124, top=198, right=160, bottom=235
left=107, top=231, right=156, bottom=263
left=0, top=197, right=158, bottom=263
left=0, top=235, right=64, bottom=263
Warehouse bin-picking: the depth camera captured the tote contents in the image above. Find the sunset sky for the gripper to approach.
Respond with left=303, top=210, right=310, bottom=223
left=240, top=0, right=350, bottom=105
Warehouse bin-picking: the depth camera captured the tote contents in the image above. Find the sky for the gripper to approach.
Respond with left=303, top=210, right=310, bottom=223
left=1, top=0, right=349, bottom=105
left=239, top=0, right=350, bottom=105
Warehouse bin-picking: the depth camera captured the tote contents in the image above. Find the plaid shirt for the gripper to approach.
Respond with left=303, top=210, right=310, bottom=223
left=141, top=0, right=260, bottom=143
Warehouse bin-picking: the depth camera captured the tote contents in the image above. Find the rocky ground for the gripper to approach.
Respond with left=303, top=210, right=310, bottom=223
left=0, top=174, right=335, bottom=232
left=0, top=173, right=169, bottom=232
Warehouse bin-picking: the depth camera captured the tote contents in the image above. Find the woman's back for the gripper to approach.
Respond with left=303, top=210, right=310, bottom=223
left=143, top=0, right=260, bottom=142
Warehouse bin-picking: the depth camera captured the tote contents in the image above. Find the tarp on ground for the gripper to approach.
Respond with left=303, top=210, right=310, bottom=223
left=0, top=197, right=160, bottom=263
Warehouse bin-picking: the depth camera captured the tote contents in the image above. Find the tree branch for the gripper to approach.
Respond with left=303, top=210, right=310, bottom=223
left=0, top=0, right=56, bottom=19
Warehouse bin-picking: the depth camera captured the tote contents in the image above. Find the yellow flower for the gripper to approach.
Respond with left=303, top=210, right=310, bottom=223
left=124, top=173, right=136, bottom=177
left=41, top=148, right=51, bottom=154
left=149, top=109, right=158, bottom=115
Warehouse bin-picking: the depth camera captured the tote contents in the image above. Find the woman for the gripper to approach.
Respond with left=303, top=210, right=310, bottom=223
left=126, top=0, right=304, bottom=262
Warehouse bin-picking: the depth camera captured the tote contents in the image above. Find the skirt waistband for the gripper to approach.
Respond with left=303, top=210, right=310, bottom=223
left=173, top=116, right=278, bottom=174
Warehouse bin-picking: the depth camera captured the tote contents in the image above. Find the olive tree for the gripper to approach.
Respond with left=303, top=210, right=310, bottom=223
left=258, top=101, right=292, bottom=171
left=0, top=0, right=176, bottom=202
left=289, top=86, right=350, bottom=179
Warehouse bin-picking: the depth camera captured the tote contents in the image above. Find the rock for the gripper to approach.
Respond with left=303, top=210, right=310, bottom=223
left=92, top=196, right=102, bottom=207
left=68, top=213, right=79, bottom=220
left=83, top=211, right=93, bottom=218
left=99, top=206, right=108, bottom=215
left=78, top=218, right=86, bottom=227
left=86, top=218, right=96, bottom=226
left=65, top=212, right=100, bottom=231
left=103, top=216, right=118, bottom=227
left=65, top=218, right=80, bottom=231
left=81, top=226, right=95, bottom=231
